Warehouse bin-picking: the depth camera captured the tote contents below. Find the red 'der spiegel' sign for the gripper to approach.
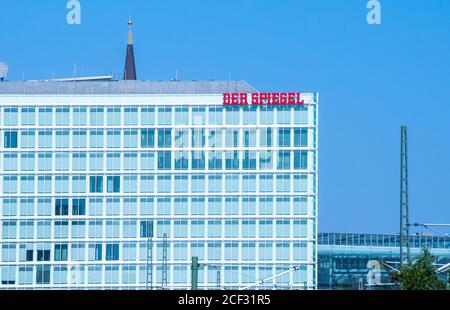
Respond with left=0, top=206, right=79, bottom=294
left=223, top=93, right=304, bottom=105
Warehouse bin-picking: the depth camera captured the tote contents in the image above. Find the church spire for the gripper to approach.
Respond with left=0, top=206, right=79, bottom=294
left=124, top=18, right=137, bottom=80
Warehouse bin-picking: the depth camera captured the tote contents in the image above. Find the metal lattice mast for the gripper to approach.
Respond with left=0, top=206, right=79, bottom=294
left=162, top=233, right=168, bottom=288
left=146, top=221, right=153, bottom=290
left=400, top=126, right=411, bottom=265
left=216, top=270, right=221, bottom=289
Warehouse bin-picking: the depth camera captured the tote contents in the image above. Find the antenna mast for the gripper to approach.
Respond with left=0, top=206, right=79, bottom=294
left=400, top=126, right=411, bottom=265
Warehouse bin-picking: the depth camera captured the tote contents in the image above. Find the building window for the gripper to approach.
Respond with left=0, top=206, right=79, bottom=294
left=157, top=151, right=171, bottom=170
left=243, top=151, right=256, bottom=170
left=73, top=198, right=86, bottom=216
left=88, top=266, right=102, bottom=284
left=191, top=175, right=205, bottom=193
left=191, top=151, right=205, bottom=170
left=123, top=175, right=137, bottom=193
left=174, top=107, right=189, bottom=125
left=243, top=129, right=256, bottom=147
left=55, top=175, right=69, bottom=193
left=26, top=250, right=34, bottom=262
left=89, top=153, right=103, bottom=171
left=72, top=175, right=86, bottom=193
left=294, top=150, right=308, bottom=170
left=90, top=107, right=104, bottom=126
left=242, top=175, right=256, bottom=193
left=73, top=153, right=87, bottom=171
left=208, top=107, right=223, bottom=125
left=20, top=175, right=35, bottom=194
left=225, top=151, right=239, bottom=170
left=56, top=107, right=70, bottom=126
left=2, top=198, right=17, bottom=217
left=73, top=130, right=87, bottom=148
left=104, top=265, right=119, bottom=284
left=107, top=176, right=121, bottom=193
left=107, top=130, right=121, bottom=148
left=294, top=128, right=308, bottom=147
left=225, top=129, right=239, bottom=147
left=3, top=176, right=18, bottom=194
left=141, top=129, right=155, bottom=148
left=242, top=106, right=257, bottom=125
left=21, top=107, right=36, bottom=125
left=260, top=128, right=272, bottom=147
left=124, top=153, right=138, bottom=171
left=208, top=129, right=222, bottom=148
left=106, top=243, right=119, bottom=261
left=124, top=106, right=138, bottom=125
left=36, top=108, right=52, bottom=127
left=123, top=220, right=137, bottom=238
left=141, top=107, right=155, bottom=125
left=106, top=153, right=121, bottom=171
left=21, top=130, right=35, bottom=148
left=158, top=129, right=171, bottom=148
left=38, top=130, right=52, bottom=148
left=158, top=107, right=172, bottom=125
left=54, top=244, right=68, bottom=261
left=90, top=130, right=104, bottom=148
left=4, top=131, right=18, bottom=148
left=276, top=175, right=291, bottom=192
left=278, top=151, right=291, bottom=170
left=37, top=153, right=52, bottom=171
left=260, top=106, right=274, bottom=124
left=36, top=265, right=51, bottom=285
left=3, top=153, right=18, bottom=171
left=72, top=221, right=86, bottom=239
left=277, top=106, right=291, bottom=124
left=1, top=245, right=16, bottom=263
left=37, top=250, right=51, bottom=261
left=278, top=128, right=291, bottom=147
left=208, top=175, right=222, bottom=193
left=208, top=151, right=223, bottom=170
left=107, top=107, right=121, bottom=126
left=54, top=221, right=69, bottom=239
left=192, top=107, right=205, bottom=125
left=4, top=107, right=18, bottom=125
left=141, top=152, right=155, bottom=171
left=124, top=130, right=138, bottom=148
left=294, top=105, right=308, bottom=124
left=157, top=176, right=171, bottom=193
left=174, top=151, right=189, bottom=170
left=55, top=199, right=69, bottom=216
left=140, top=221, right=154, bottom=238
left=90, top=176, right=103, bottom=193
left=55, top=153, right=70, bottom=172
left=123, top=200, right=137, bottom=218
left=73, top=107, right=87, bottom=126
left=89, top=244, right=103, bottom=261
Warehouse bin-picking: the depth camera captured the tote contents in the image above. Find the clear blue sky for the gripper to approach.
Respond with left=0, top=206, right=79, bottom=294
left=1, top=0, right=449, bottom=234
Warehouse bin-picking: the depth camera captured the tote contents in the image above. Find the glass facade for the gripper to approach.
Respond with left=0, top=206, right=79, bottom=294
left=0, top=92, right=318, bottom=289
left=318, top=233, right=450, bottom=290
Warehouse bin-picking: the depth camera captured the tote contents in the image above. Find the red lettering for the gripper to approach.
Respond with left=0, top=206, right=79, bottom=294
left=280, top=93, right=287, bottom=104
left=225, top=92, right=304, bottom=105
left=252, top=93, right=260, bottom=104
left=231, top=93, right=239, bottom=105
left=288, top=93, right=295, bottom=104
left=260, top=93, right=268, bottom=104
left=272, top=93, right=280, bottom=104
left=297, top=92, right=304, bottom=104
left=240, top=93, right=248, bottom=105
left=223, top=93, right=231, bottom=105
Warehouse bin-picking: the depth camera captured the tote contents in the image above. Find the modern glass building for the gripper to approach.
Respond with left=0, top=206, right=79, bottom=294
left=318, top=233, right=450, bottom=290
left=0, top=81, right=319, bottom=289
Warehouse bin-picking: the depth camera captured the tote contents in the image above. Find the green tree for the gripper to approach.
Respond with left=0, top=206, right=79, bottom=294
left=390, top=248, right=446, bottom=290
